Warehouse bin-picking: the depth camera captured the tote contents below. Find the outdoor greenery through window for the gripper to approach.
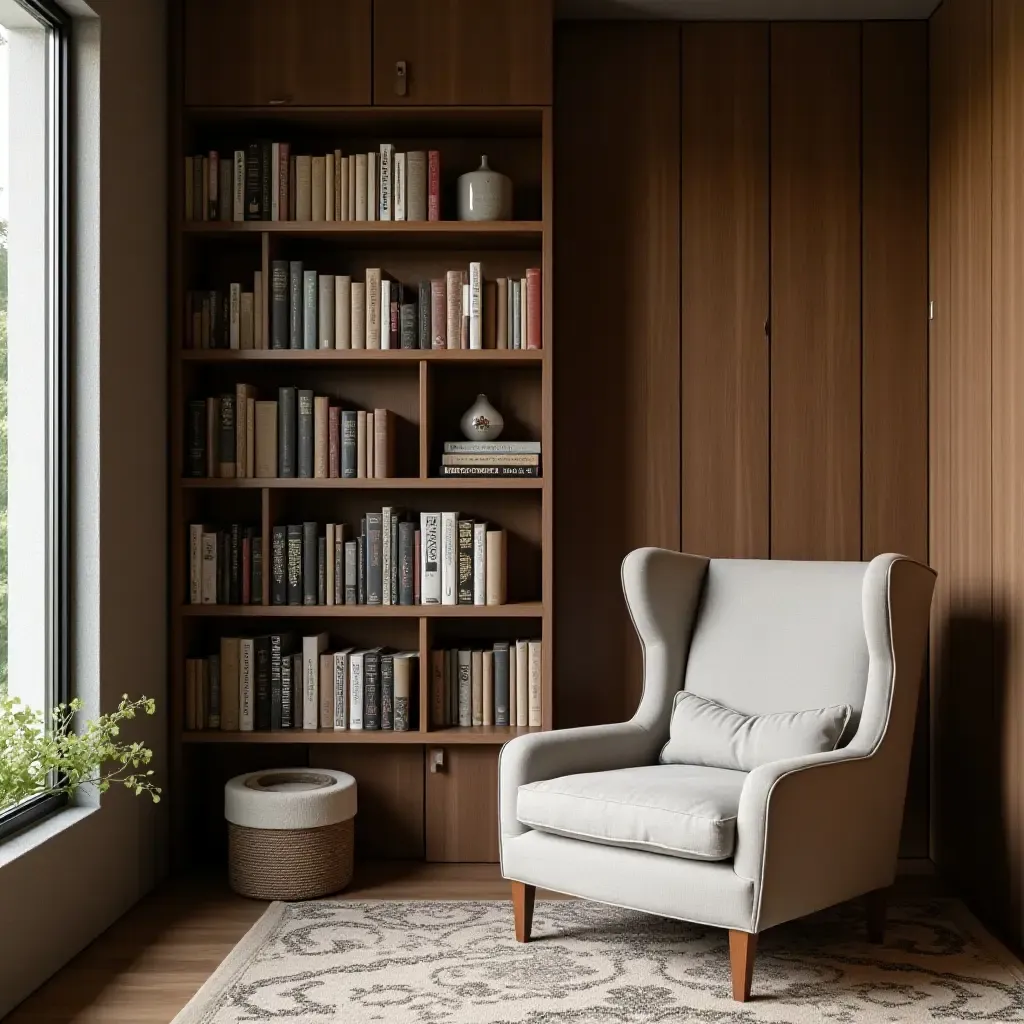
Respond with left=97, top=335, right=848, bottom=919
left=0, top=0, right=68, bottom=835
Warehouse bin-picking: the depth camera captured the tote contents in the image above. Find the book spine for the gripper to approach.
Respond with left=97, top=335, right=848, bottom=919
left=457, top=519, right=474, bottom=605
left=407, top=151, right=427, bottom=221
left=446, top=271, right=463, bottom=351
left=328, top=406, right=341, bottom=477
left=363, top=652, right=380, bottom=729
left=302, top=522, right=318, bottom=605
left=319, top=653, right=334, bottom=728
left=296, top=155, right=312, bottom=221
left=482, top=649, right=494, bottom=727
left=239, top=639, right=255, bottom=730
left=303, top=271, right=317, bottom=350
left=255, top=636, right=271, bottom=730
left=271, top=144, right=280, bottom=220
left=398, top=521, right=415, bottom=605
left=441, top=512, right=458, bottom=605
left=244, top=142, right=261, bottom=220
left=188, top=524, right=203, bottom=604
left=234, top=384, right=247, bottom=476
left=528, top=639, right=542, bottom=727
left=365, top=268, right=381, bottom=350
left=462, top=283, right=470, bottom=348
left=382, top=507, right=392, bottom=605
left=486, top=529, right=507, bottom=606
left=400, top=300, right=417, bottom=350
left=297, top=390, right=314, bottom=477
left=443, top=453, right=539, bottom=466
left=349, top=655, right=363, bottom=730
left=374, top=408, right=391, bottom=479
left=289, top=261, right=303, bottom=349
left=444, top=440, right=542, bottom=454
left=278, top=386, right=296, bottom=478
left=218, top=395, right=236, bottom=478
left=350, top=282, right=366, bottom=350
left=240, top=291, right=254, bottom=350
left=472, top=649, right=483, bottom=727
left=344, top=540, right=357, bottom=604
left=357, top=531, right=366, bottom=605
left=241, top=530, right=251, bottom=604
left=469, top=262, right=483, bottom=350
left=314, top=396, right=329, bottom=479
left=311, top=156, right=326, bottom=222
left=219, top=155, right=232, bottom=220
left=208, top=654, right=221, bottom=728
left=333, top=525, right=344, bottom=604
left=271, top=526, right=286, bottom=605
left=185, top=155, right=193, bottom=220
left=287, top=524, right=302, bottom=605
left=201, top=531, right=217, bottom=603
left=473, top=522, right=487, bottom=605
left=355, top=153, right=368, bottom=220
left=497, top=278, right=509, bottom=349
left=220, top=638, right=240, bottom=731
left=516, top=639, right=529, bottom=727
left=270, top=260, right=288, bottom=349
left=232, top=151, right=245, bottom=221
left=340, top=155, right=349, bottom=220
left=335, top=275, right=352, bottom=349
left=229, top=524, right=241, bottom=603
left=393, top=657, right=411, bottom=732
left=457, top=650, right=472, bottom=727
left=208, top=152, right=219, bottom=218
left=333, top=652, right=348, bottom=730
left=367, top=152, right=377, bottom=220
left=186, top=400, right=206, bottom=477
left=395, top=152, right=406, bottom=221
left=494, top=643, right=510, bottom=726
left=366, top=513, right=383, bottom=605
left=512, top=279, right=522, bottom=349
left=302, top=634, right=326, bottom=730
left=379, top=144, right=393, bottom=220
left=317, top=536, right=327, bottom=604
left=318, top=274, right=335, bottom=349
left=380, top=654, right=394, bottom=730
left=526, top=267, right=542, bottom=349
left=280, top=651, right=292, bottom=727
left=483, top=280, right=496, bottom=349
left=429, top=279, right=445, bottom=349
left=417, top=281, right=431, bottom=350
left=252, top=536, right=263, bottom=604
left=341, top=410, right=358, bottom=477
left=437, top=465, right=540, bottom=477
left=428, top=150, right=440, bottom=221
left=380, top=279, right=392, bottom=349
left=278, top=142, right=289, bottom=220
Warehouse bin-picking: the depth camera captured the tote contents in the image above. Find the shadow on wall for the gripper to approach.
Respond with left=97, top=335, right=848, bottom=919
left=932, top=611, right=1012, bottom=941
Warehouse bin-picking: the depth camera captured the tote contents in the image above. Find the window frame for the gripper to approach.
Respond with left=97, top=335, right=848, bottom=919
left=0, top=0, right=71, bottom=842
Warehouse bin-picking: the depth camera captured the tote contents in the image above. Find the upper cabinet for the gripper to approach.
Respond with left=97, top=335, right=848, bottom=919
left=373, top=0, right=553, bottom=106
left=184, top=0, right=373, bottom=106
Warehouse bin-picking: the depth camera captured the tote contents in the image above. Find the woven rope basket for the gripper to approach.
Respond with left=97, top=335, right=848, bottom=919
left=228, top=818, right=354, bottom=900
left=225, top=768, right=357, bottom=901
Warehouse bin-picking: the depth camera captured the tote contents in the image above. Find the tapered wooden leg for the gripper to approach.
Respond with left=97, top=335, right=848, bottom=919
left=511, top=881, right=536, bottom=943
left=729, top=930, right=758, bottom=1002
left=865, top=887, right=888, bottom=944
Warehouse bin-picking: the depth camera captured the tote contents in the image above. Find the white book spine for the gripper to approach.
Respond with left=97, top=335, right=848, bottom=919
left=326, top=523, right=335, bottom=605
left=421, top=512, right=441, bottom=604
left=380, top=279, right=391, bottom=350
left=468, top=262, right=483, bottom=350
left=201, top=531, right=217, bottom=603
left=351, top=281, right=366, bottom=350
left=367, top=152, right=377, bottom=221
left=333, top=650, right=349, bottom=730
left=379, top=144, right=393, bottom=220
left=516, top=639, right=529, bottom=728
left=229, top=283, right=241, bottom=349
left=458, top=650, right=472, bottom=727
left=349, top=654, right=364, bottom=730
left=302, top=633, right=327, bottom=730
left=271, top=142, right=280, bottom=221
left=233, top=151, right=245, bottom=221
left=473, top=522, right=486, bottom=605
left=239, top=639, right=255, bottom=731
left=395, top=152, right=407, bottom=221
left=382, top=506, right=393, bottom=606
left=528, top=640, right=542, bottom=727
left=189, top=524, right=203, bottom=604
left=441, top=512, right=458, bottom=606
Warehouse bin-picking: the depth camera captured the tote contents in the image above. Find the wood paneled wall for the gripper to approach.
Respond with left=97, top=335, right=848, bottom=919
left=931, top=0, right=1024, bottom=948
left=556, top=21, right=929, bottom=853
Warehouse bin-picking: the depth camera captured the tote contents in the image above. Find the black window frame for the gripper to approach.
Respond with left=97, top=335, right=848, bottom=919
left=0, top=0, right=71, bottom=842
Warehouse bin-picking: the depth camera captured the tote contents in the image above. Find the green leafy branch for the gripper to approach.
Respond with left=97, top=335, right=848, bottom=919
left=0, top=694, right=161, bottom=812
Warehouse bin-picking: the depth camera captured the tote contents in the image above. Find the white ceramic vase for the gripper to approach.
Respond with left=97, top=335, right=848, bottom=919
left=460, top=394, right=504, bottom=441
left=456, top=156, right=513, bottom=222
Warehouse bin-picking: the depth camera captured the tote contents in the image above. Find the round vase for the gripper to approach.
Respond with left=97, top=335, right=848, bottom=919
left=460, top=394, right=504, bottom=441
left=456, top=156, right=513, bottom=222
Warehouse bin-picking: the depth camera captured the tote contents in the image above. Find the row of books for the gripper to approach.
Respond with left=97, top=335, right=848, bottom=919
left=431, top=642, right=542, bottom=729
left=437, top=440, right=542, bottom=478
left=184, top=638, right=418, bottom=732
left=184, top=263, right=542, bottom=352
left=185, top=392, right=396, bottom=480
left=184, top=145, right=441, bottom=224
left=189, top=524, right=262, bottom=605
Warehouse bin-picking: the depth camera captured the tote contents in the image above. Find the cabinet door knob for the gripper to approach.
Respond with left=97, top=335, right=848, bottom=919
left=395, top=60, right=408, bottom=97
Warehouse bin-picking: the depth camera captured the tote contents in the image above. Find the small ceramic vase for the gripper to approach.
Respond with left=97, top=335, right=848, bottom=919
left=460, top=394, right=504, bottom=441
left=456, top=156, right=513, bottom=221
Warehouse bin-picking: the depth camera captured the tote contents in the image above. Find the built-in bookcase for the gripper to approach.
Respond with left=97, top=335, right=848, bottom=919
left=169, top=103, right=552, bottom=863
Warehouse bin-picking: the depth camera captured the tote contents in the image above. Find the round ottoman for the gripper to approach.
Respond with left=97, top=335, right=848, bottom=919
left=225, top=768, right=356, bottom=900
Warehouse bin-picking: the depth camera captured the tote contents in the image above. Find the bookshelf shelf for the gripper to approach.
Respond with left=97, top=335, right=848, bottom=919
left=180, top=603, right=543, bottom=619
left=182, top=725, right=541, bottom=745
left=180, top=349, right=543, bottom=364
left=181, top=477, right=543, bottom=490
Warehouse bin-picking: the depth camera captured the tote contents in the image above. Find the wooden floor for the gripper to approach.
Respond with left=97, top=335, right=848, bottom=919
left=6, top=862, right=521, bottom=1023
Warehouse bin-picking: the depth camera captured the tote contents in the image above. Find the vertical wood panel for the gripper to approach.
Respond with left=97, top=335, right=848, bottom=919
left=770, top=23, right=862, bottom=560
left=862, top=22, right=930, bottom=858
left=425, top=747, right=499, bottom=862
left=554, top=25, right=681, bottom=725
left=680, top=24, right=769, bottom=559
left=991, top=0, right=1023, bottom=944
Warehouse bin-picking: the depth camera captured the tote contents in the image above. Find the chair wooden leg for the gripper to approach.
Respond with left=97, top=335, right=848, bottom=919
left=729, top=929, right=758, bottom=1002
left=511, top=881, right=536, bottom=943
left=865, top=887, right=887, bottom=944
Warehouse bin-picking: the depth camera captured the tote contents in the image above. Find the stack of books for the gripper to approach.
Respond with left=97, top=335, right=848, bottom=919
left=185, top=392, right=396, bottom=480
left=430, top=640, right=542, bottom=728
left=184, top=144, right=441, bottom=223
left=188, top=524, right=262, bottom=605
left=184, top=640, right=418, bottom=733
left=439, top=440, right=541, bottom=478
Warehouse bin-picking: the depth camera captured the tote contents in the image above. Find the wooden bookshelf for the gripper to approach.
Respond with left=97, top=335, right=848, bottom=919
left=169, top=5, right=552, bottom=867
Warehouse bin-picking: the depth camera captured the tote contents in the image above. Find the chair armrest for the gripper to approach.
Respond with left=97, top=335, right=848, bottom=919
left=499, top=722, right=661, bottom=843
left=734, top=749, right=901, bottom=931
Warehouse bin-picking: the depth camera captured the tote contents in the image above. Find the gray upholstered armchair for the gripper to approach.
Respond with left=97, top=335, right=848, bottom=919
left=499, top=549, right=936, bottom=1001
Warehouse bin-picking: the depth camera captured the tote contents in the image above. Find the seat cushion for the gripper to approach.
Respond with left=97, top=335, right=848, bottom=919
left=517, top=764, right=746, bottom=862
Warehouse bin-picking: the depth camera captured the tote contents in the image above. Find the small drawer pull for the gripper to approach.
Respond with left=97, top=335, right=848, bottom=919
left=395, top=60, right=408, bottom=97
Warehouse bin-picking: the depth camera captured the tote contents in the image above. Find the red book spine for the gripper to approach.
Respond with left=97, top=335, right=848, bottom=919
left=278, top=142, right=290, bottom=222
left=525, top=267, right=542, bottom=350
left=414, top=530, right=421, bottom=604
left=328, top=406, right=341, bottom=478
left=428, top=150, right=440, bottom=221
left=241, top=534, right=251, bottom=604
left=430, top=279, right=446, bottom=349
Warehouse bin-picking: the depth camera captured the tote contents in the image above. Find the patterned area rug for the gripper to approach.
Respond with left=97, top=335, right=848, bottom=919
left=172, top=898, right=1024, bottom=1023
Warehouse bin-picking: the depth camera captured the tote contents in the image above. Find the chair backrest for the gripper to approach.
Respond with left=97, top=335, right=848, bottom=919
left=682, top=559, right=871, bottom=741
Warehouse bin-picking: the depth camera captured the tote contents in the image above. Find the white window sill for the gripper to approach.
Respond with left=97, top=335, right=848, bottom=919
left=0, top=805, right=98, bottom=869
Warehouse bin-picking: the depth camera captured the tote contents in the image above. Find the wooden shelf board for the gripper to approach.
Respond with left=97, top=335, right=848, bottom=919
left=180, top=348, right=543, bottom=364
left=182, top=725, right=541, bottom=745
left=180, top=602, right=543, bottom=619
left=181, top=477, right=543, bottom=490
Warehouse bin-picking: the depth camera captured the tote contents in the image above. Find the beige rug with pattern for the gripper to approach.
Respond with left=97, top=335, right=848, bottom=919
left=172, top=897, right=1024, bottom=1022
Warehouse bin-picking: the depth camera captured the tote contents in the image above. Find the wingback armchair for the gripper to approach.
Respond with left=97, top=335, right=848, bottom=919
left=499, top=549, right=936, bottom=1001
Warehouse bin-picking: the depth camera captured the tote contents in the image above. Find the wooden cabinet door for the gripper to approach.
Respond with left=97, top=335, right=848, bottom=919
left=184, top=0, right=372, bottom=106
left=425, top=747, right=499, bottom=862
left=373, top=0, right=552, bottom=106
